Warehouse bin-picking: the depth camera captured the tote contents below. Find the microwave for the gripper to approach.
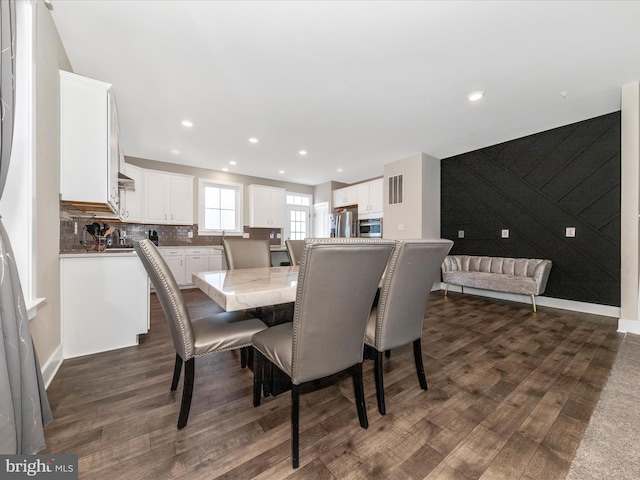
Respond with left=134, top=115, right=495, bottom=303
left=359, top=218, right=382, bottom=238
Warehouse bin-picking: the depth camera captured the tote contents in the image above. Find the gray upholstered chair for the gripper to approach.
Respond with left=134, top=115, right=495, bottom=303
left=222, top=237, right=272, bottom=365
left=365, top=239, right=453, bottom=415
left=134, top=239, right=267, bottom=429
left=285, top=239, right=305, bottom=266
left=222, top=238, right=271, bottom=270
left=252, top=238, right=396, bottom=468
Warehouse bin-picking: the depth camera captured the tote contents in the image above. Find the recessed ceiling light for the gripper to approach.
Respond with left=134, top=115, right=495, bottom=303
left=171, top=149, right=180, bottom=154
left=279, top=170, right=285, bottom=174
left=467, top=91, right=485, bottom=102
left=181, top=120, right=193, bottom=127
left=299, top=150, right=307, bottom=156
left=248, top=137, right=259, bottom=143
left=337, top=168, right=343, bottom=172
left=222, top=168, right=229, bottom=172
left=228, top=161, right=237, bottom=165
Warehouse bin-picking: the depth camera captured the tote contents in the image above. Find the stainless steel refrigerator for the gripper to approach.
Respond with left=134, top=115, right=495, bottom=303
left=330, top=209, right=358, bottom=238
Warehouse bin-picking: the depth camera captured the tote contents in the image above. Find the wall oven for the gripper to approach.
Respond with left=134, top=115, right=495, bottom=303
left=359, top=218, right=382, bottom=238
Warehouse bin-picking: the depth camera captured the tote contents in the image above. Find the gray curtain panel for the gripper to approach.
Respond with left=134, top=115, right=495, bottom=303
left=0, top=0, right=52, bottom=454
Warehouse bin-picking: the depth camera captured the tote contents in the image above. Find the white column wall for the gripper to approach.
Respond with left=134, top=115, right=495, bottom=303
left=619, top=81, right=640, bottom=333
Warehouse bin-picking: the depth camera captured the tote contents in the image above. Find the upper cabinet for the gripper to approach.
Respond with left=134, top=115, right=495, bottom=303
left=248, top=185, right=285, bottom=228
left=59, top=71, right=119, bottom=214
left=333, top=185, right=358, bottom=208
left=143, top=170, right=194, bottom=225
left=119, top=163, right=143, bottom=222
left=357, top=178, right=383, bottom=219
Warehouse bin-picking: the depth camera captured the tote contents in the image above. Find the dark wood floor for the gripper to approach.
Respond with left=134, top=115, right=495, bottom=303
left=43, top=290, right=623, bottom=479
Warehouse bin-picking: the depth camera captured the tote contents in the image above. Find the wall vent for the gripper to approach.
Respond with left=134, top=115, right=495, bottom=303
left=388, top=174, right=403, bottom=205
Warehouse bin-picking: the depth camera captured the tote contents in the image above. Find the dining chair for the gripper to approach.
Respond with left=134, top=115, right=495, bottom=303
left=222, top=238, right=271, bottom=270
left=222, top=237, right=273, bottom=368
left=252, top=238, right=396, bottom=468
left=134, top=239, right=268, bottom=429
left=364, top=239, right=453, bottom=415
left=285, top=239, right=305, bottom=265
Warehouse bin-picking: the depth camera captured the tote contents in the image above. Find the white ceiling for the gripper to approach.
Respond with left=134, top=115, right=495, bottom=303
left=50, top=0, right=640, bottom=186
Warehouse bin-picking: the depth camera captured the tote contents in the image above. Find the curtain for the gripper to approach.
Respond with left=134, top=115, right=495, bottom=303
left=0, top=0, right=52, bottom=454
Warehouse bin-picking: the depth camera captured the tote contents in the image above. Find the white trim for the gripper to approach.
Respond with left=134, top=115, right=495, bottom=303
left=41, top=343, right=64, bottom=390
left=618, top=319, right=640, bottom=334
left=437, top=283, right=620, bottom=318
left=27, top=296, right=45, bottom=321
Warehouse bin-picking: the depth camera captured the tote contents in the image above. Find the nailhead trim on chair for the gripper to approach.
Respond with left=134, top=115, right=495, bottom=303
left=138, top=240, right=194, bottom=360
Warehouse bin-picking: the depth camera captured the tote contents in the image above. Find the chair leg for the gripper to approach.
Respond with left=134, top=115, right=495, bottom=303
left=351, top=363, right=369, bottom=428
left=413, top=339, right=428, bottom=390
left=374, top=351, right=386, bottom=415
left=385, top=350, right=391, bottom=359
left=171, top=354, right=183, bottom=391
left=241, top=346, right=248, bottom=368
left=253, top=349, right=263, bottom=407
left=291, top=384, right=300, bottom=469
left=177, top=358, right=195, bottom=429
left=444, top=282, right=450, bottom=296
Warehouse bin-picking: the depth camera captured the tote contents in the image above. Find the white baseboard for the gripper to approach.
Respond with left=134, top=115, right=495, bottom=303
left=617, top=319, right=640, bottom=334
left=40, top=343, right=63, bottom=389
left=436, top=283, right=620, bottom=318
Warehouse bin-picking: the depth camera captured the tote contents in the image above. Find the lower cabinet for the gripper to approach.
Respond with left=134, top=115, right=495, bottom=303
left=60, top=254, right=150, bottom=358
left=159, top=247, right=186, bottom=285
left=159, top=246, right=224, bottom=287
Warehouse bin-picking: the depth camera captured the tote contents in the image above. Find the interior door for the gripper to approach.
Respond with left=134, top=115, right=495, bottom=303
left=313, top=202, right=329, bottom=238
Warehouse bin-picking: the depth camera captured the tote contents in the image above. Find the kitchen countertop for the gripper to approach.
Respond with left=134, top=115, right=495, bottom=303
left=60, top=249, right=136, bottom=258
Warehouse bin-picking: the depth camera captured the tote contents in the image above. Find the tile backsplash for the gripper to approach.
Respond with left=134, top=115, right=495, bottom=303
left=61, top=215, right=283, bottom=252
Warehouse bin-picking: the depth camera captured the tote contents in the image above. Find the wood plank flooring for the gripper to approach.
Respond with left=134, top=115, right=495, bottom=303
left=43, top=290, right=623, bottom=479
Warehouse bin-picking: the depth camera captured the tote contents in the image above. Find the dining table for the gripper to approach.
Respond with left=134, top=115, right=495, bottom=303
left=192, top=265, right=299, bottom=313
left=193, top=265, right=300, bottom=396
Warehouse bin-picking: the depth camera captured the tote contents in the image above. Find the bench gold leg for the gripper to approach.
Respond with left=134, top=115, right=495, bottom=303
left=445, top=283, right=450, bottom=296
left=531, top=295, right=537, bottom=313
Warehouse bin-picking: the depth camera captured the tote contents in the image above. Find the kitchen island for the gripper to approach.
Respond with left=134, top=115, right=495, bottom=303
left=60, top=250, right=149, bottom=358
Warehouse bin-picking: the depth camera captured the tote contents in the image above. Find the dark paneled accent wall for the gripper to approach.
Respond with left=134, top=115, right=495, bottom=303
left=441, top=112, right=620, bottom=306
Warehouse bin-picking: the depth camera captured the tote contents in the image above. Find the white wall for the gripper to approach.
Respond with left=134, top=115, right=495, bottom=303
left=383, top=152, right=440, bottom=239
left=619, top=81, right=640, bottom=333
left=29, top=2, right=72, bottom=383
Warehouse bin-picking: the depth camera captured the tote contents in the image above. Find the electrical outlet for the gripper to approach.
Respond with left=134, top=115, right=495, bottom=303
left=566, top=227, right=576, bottom=237
left=398, top=223, right=405, bottom=231
left=276, top=233, right=281, bottom=238
left=501, top=229, right=509, bottom=238
left=242, top=233, right=250, bottom=238
left=187, top=231, right=193, bottom=238
left=458, top=230, right=464, bottom=238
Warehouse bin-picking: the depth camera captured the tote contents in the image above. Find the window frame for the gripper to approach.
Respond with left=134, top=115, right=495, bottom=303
left=197, top=178, right=244, bottom=236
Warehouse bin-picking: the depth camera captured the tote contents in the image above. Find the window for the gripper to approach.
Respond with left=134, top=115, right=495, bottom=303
left=285, top=193, right=312, bottom=240
left=0, top=0, right=41, bottom=319
left=197, top=179, right=243, bottom=235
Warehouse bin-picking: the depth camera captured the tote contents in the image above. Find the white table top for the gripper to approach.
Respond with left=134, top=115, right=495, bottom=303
left=193, top=266, right=299, bottom=312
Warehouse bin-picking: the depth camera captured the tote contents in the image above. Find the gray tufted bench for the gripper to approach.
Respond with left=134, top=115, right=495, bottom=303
left=441, top=255, right=552, bottom=312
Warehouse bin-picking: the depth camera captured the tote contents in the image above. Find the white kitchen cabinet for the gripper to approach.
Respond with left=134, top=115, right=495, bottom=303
left=248, top=185, right=285, bottom=228
left=185, top=248, right=210, bottom=287
left=159, top=247, right=186, bottom=285
left=60, top=253, right=150, bottom=358
left=59, top=71, right=120, bottom=214
left=119, top=163, right=143, bottom=222
left=333, top=185, right=358, bottom=208
left=357, top=178, right=384, bottom=219
left=143, top=170, right=194, bottom=225
left=159, top=247, right=224, bottom=287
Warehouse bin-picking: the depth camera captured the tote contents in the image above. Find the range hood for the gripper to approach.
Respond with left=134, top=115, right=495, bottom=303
left=118, top=171, right=135, bottom=191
